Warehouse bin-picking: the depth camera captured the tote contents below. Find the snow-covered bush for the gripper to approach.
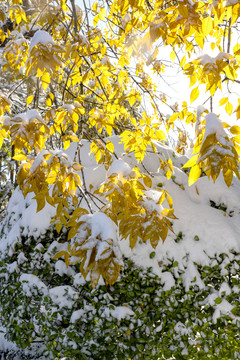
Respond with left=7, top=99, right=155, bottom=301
left=1, top=143, right=240, bottom=359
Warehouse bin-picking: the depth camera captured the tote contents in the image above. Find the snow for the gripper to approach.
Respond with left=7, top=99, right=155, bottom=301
left=49, top=286, right=78, bottom=308
left=55, top=260, right=75, bottom=277
left=20, top=273, right=48, bottom=296
left=212, top=299, right=234, bottom=323
left=108, top=159, right=132, bottom=177
left=29, top=30, right=56, bottom=51
left=13, top=109, right=43, bottom=124
left=198, top=52, right=231, bottom=66
left=203, top=112, right=227, bottom=139
left=102, top=305, right=135, bottom=321
left=0, top=188, right=56, bottom=257
left=0, top=327, right=18, bottom=354
left=82, top=212, right=117, bottom=241
left=225, top=0, right=238, bottom=4
left=70, top=309, right=86, bottom=323
left=2, top=135, right=240, bottom=288
left=30, top=149, right=50, bottom=173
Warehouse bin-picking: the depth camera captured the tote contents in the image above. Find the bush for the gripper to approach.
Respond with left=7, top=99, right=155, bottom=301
left=1, top=199, right=240, bottom=360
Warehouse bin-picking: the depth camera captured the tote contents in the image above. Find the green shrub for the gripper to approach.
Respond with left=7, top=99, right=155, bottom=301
left=1, top=192, right=240, bottom=360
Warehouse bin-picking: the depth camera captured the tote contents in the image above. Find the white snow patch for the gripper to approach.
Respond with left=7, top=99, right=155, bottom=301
left=49, top=286, right=78, bottom=308
left=29, top=30, right=56, bottom=51
left=102, top=306, right=135, bottom=321
left=203, top=112, right=227, bottom=140
left=20, top=273, right=48, bottom=296
left=70, top=309, right=86, bottom=323
left=55, top=260, right=75, bottom=277
left=108, top=159, right=132, bottom=177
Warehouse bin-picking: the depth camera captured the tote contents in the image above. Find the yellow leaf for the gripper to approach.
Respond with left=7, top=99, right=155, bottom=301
left=106, top=141, right=114, bottom=153
left=13, top=153, right=27, bottom=161
left=219, top=97, right=228, bottom=106
left=155, top=129, right=166, bottom=140
left=230, top=125, right=240, bottom=135
left=72, top=162, right=82, bottom=171
left=225, top=101, right=233, bottom=116
left=93, top=14, right=99, bottom=26
left=46, top=97, right=52, bottom=107
left=36, top=196, right=46, bottom=212
left=118, top=70, right=125, bottom=86
left=178, top=4, right=188, bottom=17
left=182, top=154, right=198, bottom=168
left=68, top=226, right=78, bottom=240
left=211, top=42, right=215, bottom=51
left=70, top=134, right=79, bottom=142
left=52, top=250, right=67, bottom=259
left=37, top=68, right=43, bottom=78
left=165, top=191, right=173, bottom=208
left=26, top=95, right=34, bottom=106
left=168, top=112, right=179, bottom=123
left=158, top=191, right=165, bottom=205
left=142, top=174, right=152, bottom=188
left=63, top=140, right=70, bottom=150
left=129, top=234, right=138, bottom=249
left=159, top=225, right=168, bottom=243
left=55, top=223, right=62, bottom=233
left=170, top=50, right=176, bottom=62
left=189, top=164, right=201, bottom=186
left=194, top=32, right=204, bottom=49
left=42, top=72, right=51, bottom=91
left=180, top=55, right=186, bottom=67
left=223, top=169, right=233, bottom=188
left=202, top=16, right=213, bottom=36
left=190, top=87, right=200, bottom=103
left=129, top=95, right=136, bottom=107
left=92, top=1, right=98, bottom=13
left=0, top=134, right=3, bottom=149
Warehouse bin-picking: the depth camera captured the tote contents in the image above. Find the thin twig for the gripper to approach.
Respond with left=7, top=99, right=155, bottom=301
left=70, top=0, right=78, bottom=34
left=227, top=18, right=231, bottom=53
left=77, top=185, right=93, bottom=213
left=7, top=76, right=32, bottom=98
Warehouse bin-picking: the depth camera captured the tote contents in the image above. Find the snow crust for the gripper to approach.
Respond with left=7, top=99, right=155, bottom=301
left=203, top=112, right=227, bottom=139
left=0, top=188, right=56, bottom=256
left=13, top=109, right=43, bottom=124
left=198, top=52, right=231, bottom=66
left=102, top=305, right=135, bottom=321
left=49, top=286, right=78, bottom=308
left=108, top=159, right=132, bottom=177
left=20, top=273, right=48, bottom=296
left=29, top=30, right=56, bottom=51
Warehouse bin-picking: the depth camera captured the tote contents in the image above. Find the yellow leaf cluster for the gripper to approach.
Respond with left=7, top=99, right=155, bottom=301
left=53, top=212, right=123, bottom=287
left=9, top=5, right=26, bottom=25
left=184, top=53, right=238, bottom=96
left=120, top=124, right=165, bottom=162
left=3, top=36, right=29, bottom=75
left=167, top=102, right=196, bottom=131
left=26, top=41, right=63, bottom=81
left=159, top=158, right=173, bottom=180
left=90, top=140, right=113, bottom=167
left=97, top=166, right=176, bottom=249
left=8, top=111, right=49, bottom=155
left=50, top=104, right=84, bottom=135
left=17, top=150, right=82, bottom=212
left=0, top=93, right=11, bottom=117
left=183, top=116, right=240, bottom=187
